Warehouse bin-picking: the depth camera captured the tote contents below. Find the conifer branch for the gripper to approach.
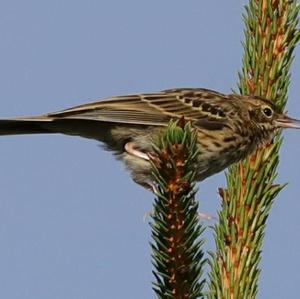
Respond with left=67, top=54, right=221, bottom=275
left=209, top=1, right=300, bottom=298
left=150, top=120, right=206, bottom=299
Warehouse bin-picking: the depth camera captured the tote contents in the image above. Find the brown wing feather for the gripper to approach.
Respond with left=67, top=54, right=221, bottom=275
left=44, top=88, right=230, bottom=128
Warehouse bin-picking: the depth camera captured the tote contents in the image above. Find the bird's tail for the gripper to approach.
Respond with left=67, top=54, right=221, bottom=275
left=0, top=116, right=111, bottom=142
left=0, top=118, right=54, bottom=136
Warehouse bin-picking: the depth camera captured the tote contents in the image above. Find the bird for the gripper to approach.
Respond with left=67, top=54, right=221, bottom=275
left=0, top=87, right=299, bottom=189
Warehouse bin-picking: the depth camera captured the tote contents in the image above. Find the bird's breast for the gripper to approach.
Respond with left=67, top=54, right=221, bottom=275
left=194, top=130, right=257, bottom=180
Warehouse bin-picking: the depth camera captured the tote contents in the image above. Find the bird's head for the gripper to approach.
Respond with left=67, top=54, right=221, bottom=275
left=229, top=94, right=300, bottom=143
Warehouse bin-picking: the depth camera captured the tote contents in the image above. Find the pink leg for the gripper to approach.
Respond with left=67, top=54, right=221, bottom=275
left=124, top=142, right=150, bottom=161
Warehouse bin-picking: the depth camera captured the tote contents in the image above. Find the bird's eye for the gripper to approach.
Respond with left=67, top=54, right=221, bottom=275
left=262, top=107, right=273, bottom=118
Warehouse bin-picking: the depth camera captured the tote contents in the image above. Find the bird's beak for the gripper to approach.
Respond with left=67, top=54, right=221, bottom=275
left=275, top=114, right=300, bottom=129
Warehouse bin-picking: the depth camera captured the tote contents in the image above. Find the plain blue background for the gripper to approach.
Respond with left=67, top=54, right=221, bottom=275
left=0, top=1, right=299, bottom=298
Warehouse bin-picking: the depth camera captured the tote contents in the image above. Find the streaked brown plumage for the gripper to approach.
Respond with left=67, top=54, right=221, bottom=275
left=0, top=88, right=299, bottom=188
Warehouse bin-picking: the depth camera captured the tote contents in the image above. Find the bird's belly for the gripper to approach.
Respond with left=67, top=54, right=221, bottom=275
left=195, top=156, right=229, bottom=181
left=120, top=152, right=152, bottom=188
left=195, top=142, right=255, bottom=181
left=108, top=126, right=256, bottom=187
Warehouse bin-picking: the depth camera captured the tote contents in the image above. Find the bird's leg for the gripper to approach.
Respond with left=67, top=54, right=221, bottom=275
left=124, top=142, right=150, bottom=160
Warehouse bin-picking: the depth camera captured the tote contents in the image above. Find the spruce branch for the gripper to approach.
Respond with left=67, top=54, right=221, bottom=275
left=150, top=120, right=206, bottom=299
left=209, top=1, right=300, bottom=299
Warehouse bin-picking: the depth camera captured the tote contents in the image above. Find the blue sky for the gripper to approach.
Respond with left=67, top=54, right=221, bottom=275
left=0, top=1, right=299, bottom=298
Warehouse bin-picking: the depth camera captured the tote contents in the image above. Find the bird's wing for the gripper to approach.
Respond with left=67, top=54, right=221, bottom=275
left=44, top=88, right=230, bottom=129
